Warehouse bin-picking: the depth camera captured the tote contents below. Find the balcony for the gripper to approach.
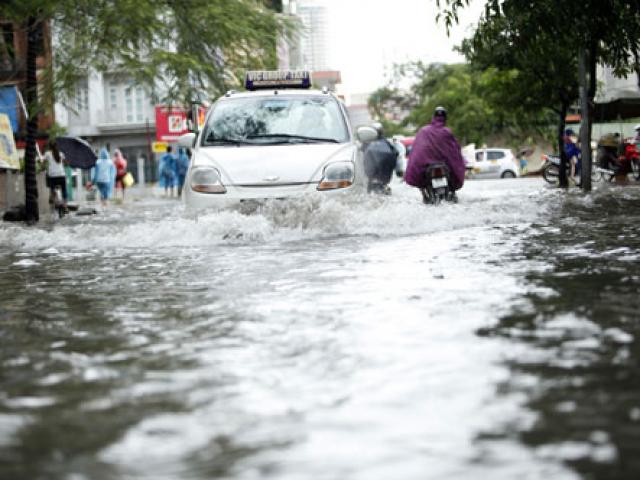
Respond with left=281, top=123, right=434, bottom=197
left=96, top=107, right=156, bottom=134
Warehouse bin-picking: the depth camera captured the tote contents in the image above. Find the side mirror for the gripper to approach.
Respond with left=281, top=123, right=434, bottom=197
left=177, top=132, right=196, bottom=149
left=356, top=126, right=378, bottom=144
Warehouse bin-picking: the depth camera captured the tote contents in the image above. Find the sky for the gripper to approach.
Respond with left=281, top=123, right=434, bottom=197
left=321, top=0, right=486, bottom=96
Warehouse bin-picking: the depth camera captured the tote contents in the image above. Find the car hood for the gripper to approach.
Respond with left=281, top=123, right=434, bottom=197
left=194, top=143, right=355, bottom=185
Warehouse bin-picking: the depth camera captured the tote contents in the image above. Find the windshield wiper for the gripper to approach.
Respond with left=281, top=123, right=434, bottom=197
left=204, top=137, right=255, bottom=146
left=246, top=134, right=340, bottom=144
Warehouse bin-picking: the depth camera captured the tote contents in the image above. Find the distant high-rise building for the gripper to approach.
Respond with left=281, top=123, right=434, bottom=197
left=298, top=0, right=329, bottom=71
left=291, top=0, right=329, bottom=71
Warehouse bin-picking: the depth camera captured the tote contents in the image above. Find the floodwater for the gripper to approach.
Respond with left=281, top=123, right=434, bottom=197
left=1, top=178, right=639, bottom=480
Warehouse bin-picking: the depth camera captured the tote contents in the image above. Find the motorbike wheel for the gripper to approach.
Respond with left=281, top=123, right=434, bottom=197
left=542, top=164, right=559, bottom=185
left=631, top=159, right=640, bottom=181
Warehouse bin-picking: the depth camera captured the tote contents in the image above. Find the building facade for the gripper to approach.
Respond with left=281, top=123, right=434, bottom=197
left=56, top=72, right=157, bottom=184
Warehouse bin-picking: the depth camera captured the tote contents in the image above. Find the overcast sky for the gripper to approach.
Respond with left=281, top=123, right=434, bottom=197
left=323, top=0, right=485, bottom=95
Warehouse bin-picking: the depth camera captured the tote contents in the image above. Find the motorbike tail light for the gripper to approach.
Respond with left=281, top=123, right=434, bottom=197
left=432, top=167, right=445, bottom=177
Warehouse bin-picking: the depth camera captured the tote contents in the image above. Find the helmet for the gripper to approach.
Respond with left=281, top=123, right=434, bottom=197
left=434, top=106, right=447, bottom=118
left=564, top=128, right=576, bottom=137
left=371, top=121, right=384, bottom=138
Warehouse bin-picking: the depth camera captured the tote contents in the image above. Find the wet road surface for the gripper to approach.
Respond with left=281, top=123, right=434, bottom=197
left=1, top=178, right=639, bottom=479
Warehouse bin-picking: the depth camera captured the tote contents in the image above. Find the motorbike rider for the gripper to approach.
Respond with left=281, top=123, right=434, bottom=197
left=363, top=122, right=399, bottom=194
left=391, top=135, right=407, bottom=178
left=404, top=106, right=465, bottom=200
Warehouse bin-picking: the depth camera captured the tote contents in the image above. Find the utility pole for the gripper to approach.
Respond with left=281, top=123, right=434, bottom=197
left=23, top=17, right=40, bottom=223
left=578, top=47, right=592, bottom=192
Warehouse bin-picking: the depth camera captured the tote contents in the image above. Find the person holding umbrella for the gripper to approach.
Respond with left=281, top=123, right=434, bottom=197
left=45, top=140, right=69, bottom=214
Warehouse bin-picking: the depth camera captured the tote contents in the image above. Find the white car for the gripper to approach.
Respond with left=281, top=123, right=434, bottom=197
left=466, top=148, right=520, bottom=179
left=180, top=71, right=375, bottom=210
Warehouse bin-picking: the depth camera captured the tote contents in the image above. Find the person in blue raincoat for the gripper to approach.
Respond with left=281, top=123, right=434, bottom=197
left=90, top=147, right=116, bottom=207
left=176, top=147, right=190, bottom=197
left=564, top=129, right=581, bottom=183
left=159, top=146, right=177, bottom=197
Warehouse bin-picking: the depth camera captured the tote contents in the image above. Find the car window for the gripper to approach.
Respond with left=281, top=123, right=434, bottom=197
left=202, top=95, right=349, bottom=145
left=487, top=151, right=506, bottom=160
left=476, top=151, right=485, bottom=161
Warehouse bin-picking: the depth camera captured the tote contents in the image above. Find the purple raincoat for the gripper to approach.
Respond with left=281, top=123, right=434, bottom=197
left=405, top=116, right=465, bottom=190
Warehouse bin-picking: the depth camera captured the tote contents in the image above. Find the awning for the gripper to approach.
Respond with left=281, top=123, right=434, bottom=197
left=593, top=97, right=640, bottom=122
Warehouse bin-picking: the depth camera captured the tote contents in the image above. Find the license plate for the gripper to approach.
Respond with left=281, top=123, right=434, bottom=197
left=432, top=177, right=448, bottom=188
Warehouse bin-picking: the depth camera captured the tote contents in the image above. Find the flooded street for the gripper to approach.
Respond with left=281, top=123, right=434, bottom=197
left=1, top=178, right=639, bottom=479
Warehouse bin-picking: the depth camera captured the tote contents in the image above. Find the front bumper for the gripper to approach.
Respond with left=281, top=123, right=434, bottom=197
left=183, top=181, right=358, bottom=210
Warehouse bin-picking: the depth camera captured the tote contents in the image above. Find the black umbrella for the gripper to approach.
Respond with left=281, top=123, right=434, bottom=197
left=55, top=136, right=97, bottom=169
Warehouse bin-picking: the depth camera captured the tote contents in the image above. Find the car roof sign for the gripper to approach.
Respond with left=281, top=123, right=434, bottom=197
left=245, top=70, right=311, bottom=91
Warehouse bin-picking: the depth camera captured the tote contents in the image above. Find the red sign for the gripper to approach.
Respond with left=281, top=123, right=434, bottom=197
left=155, top=106, right=188, bottom=142
left=155, top=105, right=207, bottom=142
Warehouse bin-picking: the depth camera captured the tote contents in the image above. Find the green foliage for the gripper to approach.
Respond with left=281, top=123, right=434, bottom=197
left=0, top=0, right=290, bottom=105
left=369, top=60, right=555, bottom=147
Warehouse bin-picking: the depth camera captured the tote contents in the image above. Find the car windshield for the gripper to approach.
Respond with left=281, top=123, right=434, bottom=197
left=202, top=95, right=349, bottom=146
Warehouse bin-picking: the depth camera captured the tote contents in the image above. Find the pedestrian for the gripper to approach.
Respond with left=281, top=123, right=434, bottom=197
left=45, top=140, right=69, bottom=213
left=113, top=148, right=128, bottom=201
left=518, top=148, right=531, bottom=175
left=159, top=145, right=176, bottom=197
left=90, top=147, right=116, bottom=208
left=564, top=129, right=581, bottom=183
left=176, top=147, right=190, bottom=197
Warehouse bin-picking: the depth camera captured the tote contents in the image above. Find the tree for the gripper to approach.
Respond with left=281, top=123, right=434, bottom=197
left=437, top=0, right=640, bottom=191
left=369, top=60, right=554, bottom=148
left=1, top=0, right=288, bottom=223
left=458, top=8, right=579, bottom=187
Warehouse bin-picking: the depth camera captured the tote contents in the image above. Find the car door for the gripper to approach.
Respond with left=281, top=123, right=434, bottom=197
left=485, top=150, right=505, bottom=178
left=473, top=149, right=490, bottom=177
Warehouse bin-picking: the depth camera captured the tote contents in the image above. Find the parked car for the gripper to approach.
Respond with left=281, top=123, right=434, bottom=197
left=466, top=148, right=519, bottom=179
left=180, top=71, right=376, bottom=210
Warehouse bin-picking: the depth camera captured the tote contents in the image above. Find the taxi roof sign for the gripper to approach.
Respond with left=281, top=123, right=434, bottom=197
left=245, top=70, right=311, bottom=91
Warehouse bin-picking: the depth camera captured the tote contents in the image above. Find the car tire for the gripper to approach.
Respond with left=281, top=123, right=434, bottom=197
left=501, top=170, right=516, bottom=179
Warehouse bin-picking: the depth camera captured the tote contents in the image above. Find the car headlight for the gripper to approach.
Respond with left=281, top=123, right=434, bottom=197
left=190, top=167, right=226, bottom=194
left=317, top=161, right=354, bottom=191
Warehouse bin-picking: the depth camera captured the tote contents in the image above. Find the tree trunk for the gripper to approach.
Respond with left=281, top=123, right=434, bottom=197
left=23, top=17, right=40, bottom=224
left=558, top=104, right=568, bottom=188
left=579, top=47, right=592, bottom=192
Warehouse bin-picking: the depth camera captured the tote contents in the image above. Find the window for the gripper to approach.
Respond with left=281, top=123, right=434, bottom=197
left=109, top=87, right=117, bottom=110
left=135, top=87, right=144, bottom=122
left=476, top=151, right=485, bottom=162
left=75, top=84, right=88, bottom=112
left=125, top=86, right=133, bottom=122
left=105, top=76, right=149, bottom=123
left=487, top=151, right=505, bottom=160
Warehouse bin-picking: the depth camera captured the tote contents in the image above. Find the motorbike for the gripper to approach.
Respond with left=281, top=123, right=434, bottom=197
left=623, top=142, right=640, bottom=180
left=541, top=153, right=602, bottom=185
left=367, top=179, right=392, bottom=195
left=594, top=143, right=637, bottom=182
left=421, top=163, right=456, bottom=204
